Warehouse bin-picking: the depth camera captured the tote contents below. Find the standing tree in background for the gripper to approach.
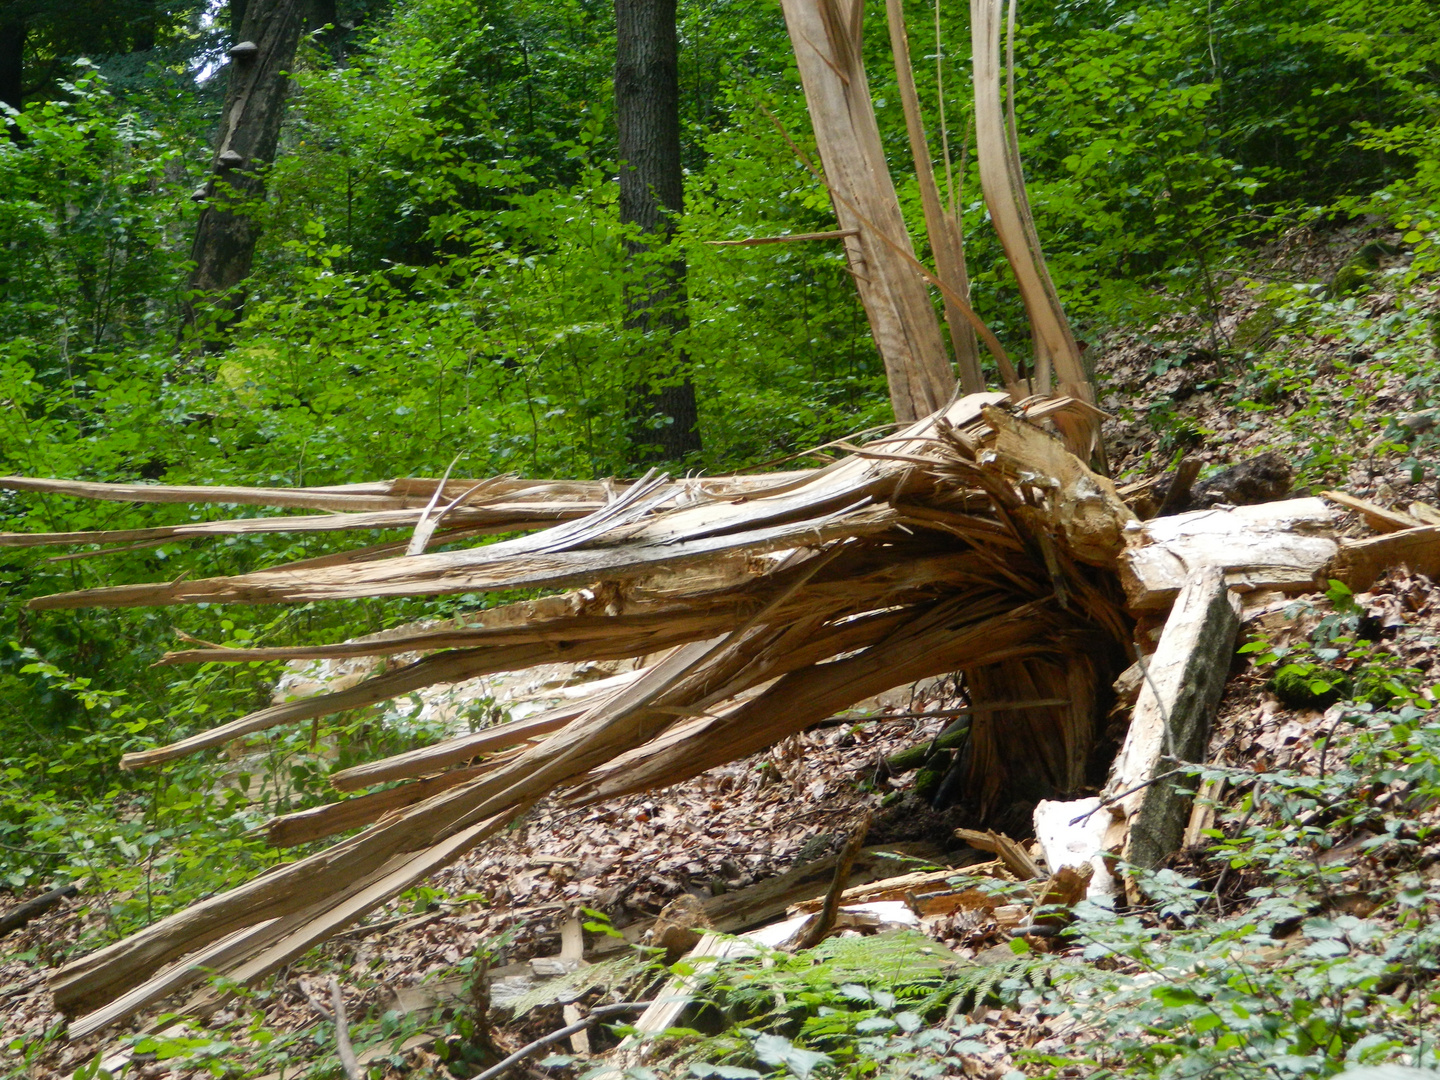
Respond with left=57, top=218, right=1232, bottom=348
left=0, top=14, right=21, bottom=116
left=614, top=0, right=701, bottom=462
left=183, top=0, right=304, bottom=342
left=0, top=1, right=200, bottom=119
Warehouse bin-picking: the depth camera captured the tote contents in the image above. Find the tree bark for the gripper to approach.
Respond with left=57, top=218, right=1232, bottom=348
left=230, top=0, right=250, bottom=42
left=307, top=0, right=336, bottom=32
left=614, top=0, right=700, bottom=463
left=183, top=0, right=304, bottom=342
left=0, top=19, right=24, bottom=117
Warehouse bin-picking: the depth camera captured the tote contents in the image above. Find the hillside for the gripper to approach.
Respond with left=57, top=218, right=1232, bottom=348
left=2, top=238, right=1438, bottom=1078
left=3, top=0, right=1440, bottom=1075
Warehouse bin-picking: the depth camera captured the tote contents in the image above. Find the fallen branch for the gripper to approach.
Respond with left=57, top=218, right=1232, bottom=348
left=793, top=810, right=872, bottom=950
left=329, top=977, right=362, bottom=1080
left=1104, top=567, right=1241, bottom=896
left=0, top=883, right=78, bottom=938
left=472, top=1001, right=651, bottom=1080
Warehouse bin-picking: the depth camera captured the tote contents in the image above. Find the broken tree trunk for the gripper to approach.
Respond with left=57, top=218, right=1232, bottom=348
left=1103, top=567, right=1240, bottom=888
left=0, top=0, right=1176, bottom=1037
left=1331, top=526, right=1440, bottom=591
left=779, top=0, right=957, bottom=421
left=969, top=0, right=1099, bottom=461
left=883, top=0, right=984, bottom=395
left=1119, top=497, right=1340, bottom=611
left=11, top=394, right=1133, bottom=1035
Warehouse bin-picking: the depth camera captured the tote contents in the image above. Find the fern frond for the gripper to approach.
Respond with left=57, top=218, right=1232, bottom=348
left=503, top=950, right=661, bottom=1017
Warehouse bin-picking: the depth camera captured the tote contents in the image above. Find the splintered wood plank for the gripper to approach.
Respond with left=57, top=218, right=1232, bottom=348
left=1320, top=490, right=1423, bottom=533
left=568, top=596, right=1056, bottom=803
left=0, top=472, right=821, bottom=516
left=0, top=504, right=593, bottom=550
left=29, top=509, right=899, bottom=610
left=122, top=605, right=731, bottom=770
left=0, top=475, right=440, bottom=512
left=703, top=844, right=946, bottom=931
left=264, top=761, right=511, bottom=847
left=29, top=393, right=1007, bottom=615
left=883, top=0, right=985, bottom=394
left=1119, top=498, right=1339, bottom=611
left=983, top=405, right=1133, bottom=565
left=96, top=815, right=507, bottom=1040
left=779, top=0, right=956, bottom=420
left=787, top=866, right=981, bottom=912
left=1105, top=568, right=1240, bottom=881
left=1331, top=526, right=1440, bottom=591
left=969, top=0, right=1092, bottom=428
left=953, top=829, right=1042, bottom=880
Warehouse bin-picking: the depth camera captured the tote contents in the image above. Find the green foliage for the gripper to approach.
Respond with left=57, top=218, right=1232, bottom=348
left=1029, top=589, right=1440, bottom=1079
left=1226, top=279, right=1439, bottom=489
left=643, top=931, right=1058, bottom=1080
left=2, top=7, right=1440, bottom=1075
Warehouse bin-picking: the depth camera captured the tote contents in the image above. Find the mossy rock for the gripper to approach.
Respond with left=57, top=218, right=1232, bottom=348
left=1267, top=662, right=1351, bottom=709
left=1233, top=303, right=1280, bottom=352
left=914, top=763, right=947, bottom=802
left=1326, top=240, right=1399, bottom=298
left=1328, top=261, right=1373, bottom=298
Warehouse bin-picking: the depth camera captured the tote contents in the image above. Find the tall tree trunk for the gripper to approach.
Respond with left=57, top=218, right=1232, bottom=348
left=306, top=0, right=343, bottom=59
left=614, top=0, right=701, bottom=463
left=183, top=0, right=304, bottom=342
left=0, top=19, right=23, bottom=119
left=230, top=0, right=250, bottom=42
left=307, top=0, right=336, bottom=31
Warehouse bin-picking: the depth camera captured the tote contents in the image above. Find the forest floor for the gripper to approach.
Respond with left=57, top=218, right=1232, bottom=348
left=3, top=223, right=1440, bottom=1079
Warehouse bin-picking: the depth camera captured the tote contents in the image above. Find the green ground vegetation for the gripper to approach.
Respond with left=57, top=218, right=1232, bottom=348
left=1, top=0, right=1439, bottom=1072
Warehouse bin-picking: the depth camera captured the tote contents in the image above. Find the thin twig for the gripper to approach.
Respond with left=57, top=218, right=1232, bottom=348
left=794, top=809, right=872, bottom=950
left=300, top=980, right=333, bottom=1022
left=328, top=977, right=362, bottom=1080
left=472, top=1001, right=652, bottom=1080
left=1068, top=767, right=1190, bottom=826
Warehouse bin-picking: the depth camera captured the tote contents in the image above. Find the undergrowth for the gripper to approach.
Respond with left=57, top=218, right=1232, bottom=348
left=608, top=587, right=1440, bottom=1080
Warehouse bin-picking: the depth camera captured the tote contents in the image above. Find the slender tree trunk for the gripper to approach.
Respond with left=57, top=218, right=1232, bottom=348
left=183, top=0, right=304, bottom=342
left=614, top=0, right=700, bottom=463
left=306, top=0, right=344, bottom=59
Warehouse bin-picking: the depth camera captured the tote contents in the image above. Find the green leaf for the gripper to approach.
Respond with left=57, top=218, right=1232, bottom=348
left=752, top=1034, right=831, bottom=1079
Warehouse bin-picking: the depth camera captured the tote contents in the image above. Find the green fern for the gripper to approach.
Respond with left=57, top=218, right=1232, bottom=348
left=943, top=950, right=1058, bottom=1015
left=502, top=950, right=662, bottom=1017
left=810, top=930, right=952, bottom=986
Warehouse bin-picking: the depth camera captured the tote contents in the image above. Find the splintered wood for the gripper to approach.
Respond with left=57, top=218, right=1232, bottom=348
left=6, top=0, right=1424, bottom=1043
left=1105, top=569, right=1241, bottom=880
left=6, top=394, right=1137, bottom=1036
